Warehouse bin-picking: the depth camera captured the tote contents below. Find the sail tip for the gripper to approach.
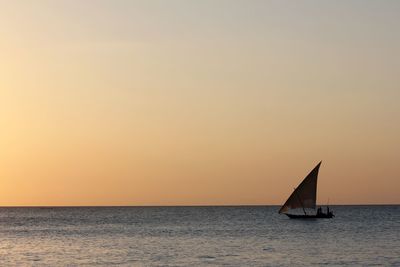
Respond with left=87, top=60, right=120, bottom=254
left=316, top=161, right=322, bottom=168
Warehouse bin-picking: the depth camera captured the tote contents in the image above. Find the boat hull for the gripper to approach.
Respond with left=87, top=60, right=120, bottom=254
left=286, top=213, right=334, bottom=219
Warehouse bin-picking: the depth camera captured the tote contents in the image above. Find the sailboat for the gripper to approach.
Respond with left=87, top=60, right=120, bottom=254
left=279, top=161, right=334, bottom=219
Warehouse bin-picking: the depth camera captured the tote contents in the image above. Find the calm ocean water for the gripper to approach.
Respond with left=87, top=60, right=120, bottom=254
left=0, top=206, right=398, bottom=266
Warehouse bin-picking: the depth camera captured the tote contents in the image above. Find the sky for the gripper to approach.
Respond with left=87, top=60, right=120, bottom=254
left=0, top=0, right=399, bottom=206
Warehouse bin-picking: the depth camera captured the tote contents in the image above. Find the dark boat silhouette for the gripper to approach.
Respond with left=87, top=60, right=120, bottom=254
left=279, top=162, right=334, bottom=219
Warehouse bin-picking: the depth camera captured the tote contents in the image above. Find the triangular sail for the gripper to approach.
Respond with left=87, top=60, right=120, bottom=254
left=279, top=162, right=321, bottom=214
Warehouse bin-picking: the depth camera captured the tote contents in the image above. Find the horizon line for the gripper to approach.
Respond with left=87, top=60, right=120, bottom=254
left=0, top=203, right=398, bottom=208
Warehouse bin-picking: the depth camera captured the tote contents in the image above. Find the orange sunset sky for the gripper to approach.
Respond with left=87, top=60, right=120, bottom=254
left=1, top=1, right=399, bottom=206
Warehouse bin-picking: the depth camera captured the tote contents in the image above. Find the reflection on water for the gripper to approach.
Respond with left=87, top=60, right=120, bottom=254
left=0, top=206, right=399, bottom=266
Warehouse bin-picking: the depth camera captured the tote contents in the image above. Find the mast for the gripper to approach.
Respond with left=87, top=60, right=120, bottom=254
left=294, top=188, right=307, bottom=216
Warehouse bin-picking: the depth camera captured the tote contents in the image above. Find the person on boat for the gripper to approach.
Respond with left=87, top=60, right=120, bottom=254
left=317, top=207, right=322, bottom=215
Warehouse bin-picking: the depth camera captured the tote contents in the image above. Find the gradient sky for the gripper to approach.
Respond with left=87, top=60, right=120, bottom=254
left=1, top=0, right=399, bottom=206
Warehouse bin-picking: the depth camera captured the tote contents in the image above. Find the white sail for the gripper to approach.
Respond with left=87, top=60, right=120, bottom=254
left=279, top=162, right=321, bottom=214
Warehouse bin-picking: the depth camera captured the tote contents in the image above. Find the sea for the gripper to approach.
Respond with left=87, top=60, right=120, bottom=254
left=0, top=206, right=398, bottom=266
